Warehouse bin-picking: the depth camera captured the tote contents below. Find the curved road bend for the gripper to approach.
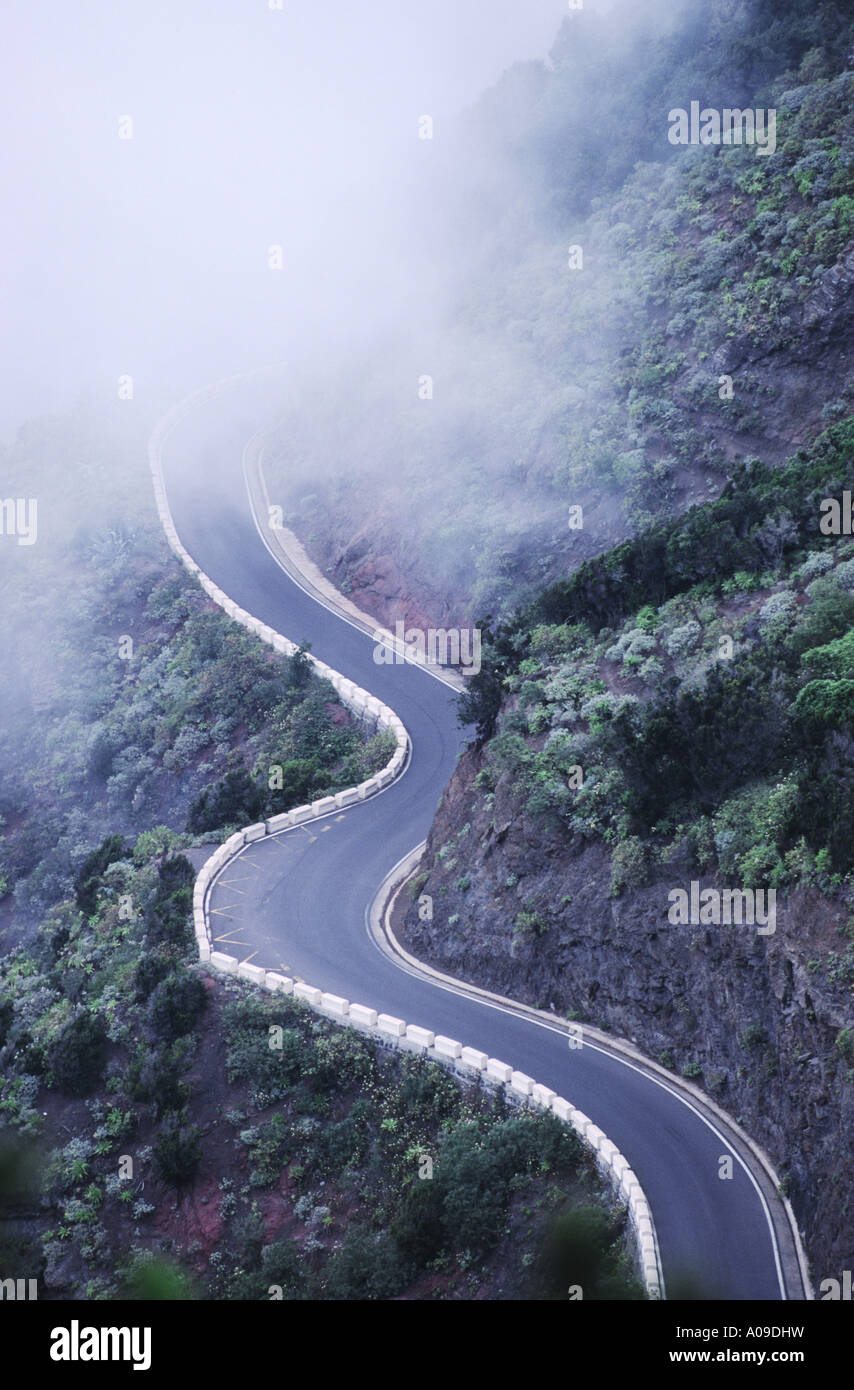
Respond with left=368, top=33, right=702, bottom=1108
left=159, top=376, right=804, bottom=1301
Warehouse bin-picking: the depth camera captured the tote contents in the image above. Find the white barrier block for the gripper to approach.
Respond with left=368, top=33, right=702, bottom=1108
left=210, top=952, right=238, bottom=975
left=510, top=1071, right=534, bottom=1097
left=486, top=1058, right=513, bottom=1084
left=376, top=768, right=395, bottom=789
left=377, top=1013, right=406, bottom=1038
left=551, top=1097, right=572, bottom=1123
left=531, top=1084, right=557, bottom=1109
left=238, top=961, right=267, bottom=986
left=585, top=1124, right=607, bottom=1152
left=433, top=1036, right=462, bottom=1060
left=598, top=1138, right=620, bottom=1169
left=349, top=1003, right=378, bottom=1028
left=405, top=1025, right=435, bottom=1050
left=243, top=824, right=267, bottom=843
left=266, top=814, right=291, bottom=832
left=610, top=1153, right=631, bottom=1184
left=265, top=972, right=294, bottom=994
left=321, top=992, right=349, bottom=1018
left=289, top=805, right=314, bottom=825
left=311, top=796, right=337, bottom=816
left=635, top=1217, right=655, bottom=1244
left=294, top=982, right=323, bottom=1006
left=359, top=778, right=379, bottom=799
left=198, top=943, right=211, bottom=962
left=621, top=1172, right=643, bottom=1201
left=335, top=789, right=360, bottom=808
left=460, top=1047, right=489, bottom=1071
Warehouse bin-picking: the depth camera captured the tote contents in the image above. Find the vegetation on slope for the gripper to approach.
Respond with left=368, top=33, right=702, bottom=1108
left=0, top=837, right=642, bottom=1301
left=461, top=419, right=854, bottom=906
left=267, top=0, right=854, bottom=623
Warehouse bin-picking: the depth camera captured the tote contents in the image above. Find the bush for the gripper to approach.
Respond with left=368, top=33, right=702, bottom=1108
left=147, top=971, right=208, bottom=1044
left=133, top=951, right=173, bottom=1001
left=261, top=1240, right=307, bottom=1298
left=145, top=856, right=195, bottom=950
left=324, top=1231, right=404, bottom=1300
left=187, top=767, right=263, bottom=834
left=223, top=997, right=309, bottom=1104
left=664, top=621, right=701, bottom=659
left=794, top=679, right=854, bottom=731
left=153, top=1114, right=201, bottom=1187
left=391, top=1181, right=446, bottom=1271
left=536, top=1205, right=644, bottom=1300
left=609, top=837, right=649, bottom=896
left=0, top=997, right=14, bottom=1048
left=48, top=1011, right=108, bottom=1097
left=128, top=1039, right=192, bottom=1117
left=74, top=835, right=128, bottom=918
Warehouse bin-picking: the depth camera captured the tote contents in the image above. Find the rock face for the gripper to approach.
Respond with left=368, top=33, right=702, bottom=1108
left=399, top=746, right=854, bottom=1285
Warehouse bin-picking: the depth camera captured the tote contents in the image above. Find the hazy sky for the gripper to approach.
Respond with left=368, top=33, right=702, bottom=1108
left=1, top=0, right=589, bottom=434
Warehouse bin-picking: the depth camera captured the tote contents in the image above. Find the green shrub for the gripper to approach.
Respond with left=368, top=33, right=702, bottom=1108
left=536, top=1205, right=645, bottom=1300
left=75, top=835, right=128, bottom=918
left=128, top=1039, right=192, bottom=1117
left=154, top=1114, right=201, bottom=1187
left=609, top=837, right=649, bottom=896
left=145, top=855, right=195, bottom=950
left=133, top=951, right=172, bottom=1001
left=48, top=1012, right=108, bottom=1097
left=324, top=1231, right=404, bottom=1300
left=147, top=971, right=208, bottom=1044
left=187, top=767, right=263, bottom=834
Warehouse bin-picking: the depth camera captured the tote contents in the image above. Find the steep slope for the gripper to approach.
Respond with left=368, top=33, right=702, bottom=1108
left=400, top=424, right=854, bottom=1283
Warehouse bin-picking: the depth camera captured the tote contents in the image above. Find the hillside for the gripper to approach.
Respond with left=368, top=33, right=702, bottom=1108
left=265, top=0, right=854, bottom=631
left=400, top=422, right=854, bottom=1281
left=0, top=407, right=640, bottom=1301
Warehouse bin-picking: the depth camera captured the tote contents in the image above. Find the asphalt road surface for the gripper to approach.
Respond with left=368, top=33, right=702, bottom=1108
left=158, top=375, right=804, bottom=1301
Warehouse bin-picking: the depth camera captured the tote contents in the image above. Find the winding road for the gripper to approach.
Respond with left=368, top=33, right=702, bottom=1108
left=157, top=373, right=810, bottom=1302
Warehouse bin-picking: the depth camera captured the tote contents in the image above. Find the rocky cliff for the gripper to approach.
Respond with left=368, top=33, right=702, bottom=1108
left=398, top=742, right=854, bottom=1286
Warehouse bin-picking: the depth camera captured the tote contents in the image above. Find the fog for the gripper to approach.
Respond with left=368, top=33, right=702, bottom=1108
left=0, top=0, right=601, bottom=436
